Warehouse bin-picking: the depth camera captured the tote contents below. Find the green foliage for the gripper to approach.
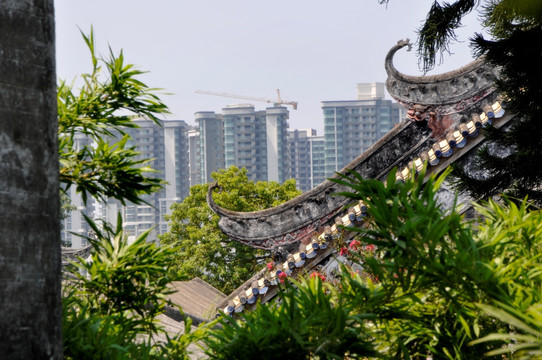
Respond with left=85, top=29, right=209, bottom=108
left=379, top=0, right=477, bottom=73
left=60, top=192, right=76, bottom=246
left=454, top=1, right=542, bottom=204
left=204, top=168, right=542, bottom=358
left=158, top=315, right=215, bottom=360
left=471, top=301, right=542, bottom=359
left=62, top=292, right=145, bottom=360
left=480, top=0, right=542, bottom=38
left=70, top=214, right=175, bottom=330
left=417, top=0, right=477, bottom=72
left=58, top=28, right=169, bottom=205
left=160, top=166, right=301, bottom=294
left=58, top=28, right=208, bottom=358
left=60, top=191, right=76, bottom=222
left=331, top=168, right=499, bottom=359
left=204, top=277, right=379, bottom=360
left=61, top=164, right=542, bottom=358
left=473, top=198, right=542, bottom=306
left=63, top=214, right=212, bottom=359
left=334, top=169, right=542, bottom=358
left=63, top=215, right=174, bottom=357
left=466, top=198, right=542, bottom=358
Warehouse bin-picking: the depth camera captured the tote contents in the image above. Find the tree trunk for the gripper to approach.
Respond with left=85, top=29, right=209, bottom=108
left=0, top=1, right=61, bottom=358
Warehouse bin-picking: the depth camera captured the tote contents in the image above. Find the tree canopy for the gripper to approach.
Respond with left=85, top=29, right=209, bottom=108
left=160, top=166, right=301, bottom=294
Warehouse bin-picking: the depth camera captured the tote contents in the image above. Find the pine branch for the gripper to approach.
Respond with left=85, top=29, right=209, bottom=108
left=417, top=0, right=477, bottom=73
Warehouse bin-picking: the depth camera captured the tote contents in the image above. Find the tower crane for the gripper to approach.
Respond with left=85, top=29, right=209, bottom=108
left=195, top=89, right=298, bottom=110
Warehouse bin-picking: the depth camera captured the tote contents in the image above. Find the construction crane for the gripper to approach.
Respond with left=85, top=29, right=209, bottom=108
left=195, top=89, right=298, bottom=110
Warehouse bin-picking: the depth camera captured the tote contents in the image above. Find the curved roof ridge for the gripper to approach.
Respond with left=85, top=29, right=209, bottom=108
left=385, top=39, right=485, bottom=84
left=385, top=39, right=498, bottom=107
left=206, top=120, right=427, bottom=248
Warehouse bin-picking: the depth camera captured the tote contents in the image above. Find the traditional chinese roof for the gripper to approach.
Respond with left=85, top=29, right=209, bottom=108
left=209, top=39, right=515, bottom=315
left=61, top=245, right=93, bottom=268
left=146, top=313, right=209, bottom=358
left=165, top=277, right=226, bottom=323
left=385, top=39, right=499, bottom=108
left=207, top=42, right=503, bottom=251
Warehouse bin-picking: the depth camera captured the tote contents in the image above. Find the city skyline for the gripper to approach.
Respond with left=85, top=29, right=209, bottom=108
left=55, top=0, right=485, bottom=134
left=61, top=84, right=405, bottom=247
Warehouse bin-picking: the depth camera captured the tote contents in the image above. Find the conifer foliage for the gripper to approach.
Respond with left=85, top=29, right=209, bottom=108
left=455, top=1, right=542, bottom=204
left=382, top=0, right=542, bottom=203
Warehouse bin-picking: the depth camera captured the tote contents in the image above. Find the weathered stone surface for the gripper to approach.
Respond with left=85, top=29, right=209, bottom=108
left=385, top=39, right=499, bottom=108
left=0, top=1, right=61, bottom=358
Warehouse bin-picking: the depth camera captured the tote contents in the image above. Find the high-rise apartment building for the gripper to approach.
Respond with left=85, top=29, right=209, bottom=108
left=188, top=128, right=201, bottom=187
left=62, top=119, right=190, bottom=247
left=120, top=119, right=190, bottom=239
left=309, top=135, right=326, bottom=189
left=195, top=105, right=291, bottom=183
left=195, top=111, right=224, bottom=184
left=322, top=83, right=406, bottom=177
left=263, top=106, right=290, bottom=183
left=288, top=129, right=325, bottom=192
left=60, top=133, right=95, bottom=248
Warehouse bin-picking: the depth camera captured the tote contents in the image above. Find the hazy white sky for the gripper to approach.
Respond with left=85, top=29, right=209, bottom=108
left=55, top=0, right=485, bottom=133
